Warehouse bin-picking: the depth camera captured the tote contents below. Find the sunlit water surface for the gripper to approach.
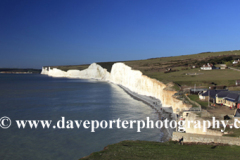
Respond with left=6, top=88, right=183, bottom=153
left=0, top=74, right=161, bottom=160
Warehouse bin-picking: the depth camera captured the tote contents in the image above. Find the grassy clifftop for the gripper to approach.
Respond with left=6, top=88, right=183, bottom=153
left=51, top=50, right=240, bottom=88
left=81, top=140, right=240, bottom=160
left=124, top=50, right=240, bottom=86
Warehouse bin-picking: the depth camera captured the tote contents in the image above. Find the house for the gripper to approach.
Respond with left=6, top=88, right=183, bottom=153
left=216, top=91, right=240, bottom=108
left=222, top=92, right=240, bottom=108
left=215, top=91, right=230, bottom=105
left=200, top=63, right=217, bottom=70
left=198, top=89, right=228, bottom=102
left=233, top=59, right=240, bottom=64
left=220, top=64, right=227, bottom=69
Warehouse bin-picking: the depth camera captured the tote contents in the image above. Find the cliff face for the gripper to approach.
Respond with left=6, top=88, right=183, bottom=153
left=41, top=67, right=49, bottom=75
left=110, top=63, right=191, bottom=111
left=41, top=62, right=191, bottom=112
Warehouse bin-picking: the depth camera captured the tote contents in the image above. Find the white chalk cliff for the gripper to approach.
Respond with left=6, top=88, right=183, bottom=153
left=41, top=62, right=191, bottom=112
left=41, top=63, right=110, bottom=80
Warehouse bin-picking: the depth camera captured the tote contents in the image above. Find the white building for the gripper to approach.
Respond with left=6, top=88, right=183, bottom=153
left=200, top=63, right=214, bottom=70
left=233, top=59, right=240, bottom=64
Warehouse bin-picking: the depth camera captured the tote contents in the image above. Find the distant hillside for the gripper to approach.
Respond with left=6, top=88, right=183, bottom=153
left=48, top=64, right=90, bottom=72
left=0, top=68, right=41, bottom=74
left=51, top=61, right=118, bottom=72
left=96, top=62, right=118, bottom=72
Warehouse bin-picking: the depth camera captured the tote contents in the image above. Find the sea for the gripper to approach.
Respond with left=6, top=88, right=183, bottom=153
left=0, top=74, right=161, bottom=160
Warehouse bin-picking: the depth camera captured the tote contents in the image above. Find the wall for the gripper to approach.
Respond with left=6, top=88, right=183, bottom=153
left=183, top=112, right=223, bottom=136
left=216, top=97, right=224, bottom=104
left=173, top=132, right=240, bottom=146
left=199, top=95, right=209, bottom=101
left=224, top=100, right=236, bottom=107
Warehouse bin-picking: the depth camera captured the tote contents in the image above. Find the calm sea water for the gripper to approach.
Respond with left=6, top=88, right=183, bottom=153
left=0, top=74, right=161, bottom=160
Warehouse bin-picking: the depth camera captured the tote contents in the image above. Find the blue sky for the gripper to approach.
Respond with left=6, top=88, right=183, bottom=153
left=1, top=0, right=240, bottom=68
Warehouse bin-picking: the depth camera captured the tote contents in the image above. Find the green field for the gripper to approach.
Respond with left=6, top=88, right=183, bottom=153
left=188, top=95, right=209, bottom=109
left=144, top=68, right=239, bottom=86
left=81, top=140, right=240, bottom=160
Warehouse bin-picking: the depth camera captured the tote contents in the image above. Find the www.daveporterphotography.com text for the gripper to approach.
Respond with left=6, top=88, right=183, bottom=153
left=1, top=116, right=240, bottom=133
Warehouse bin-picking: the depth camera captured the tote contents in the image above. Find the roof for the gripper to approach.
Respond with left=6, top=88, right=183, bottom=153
left=201, top=89, right=228, bottom=98
left=216, top=91, right=230, bottom=98
left=216, top=91, right=240, bottom=102
left=224, top=92, right=240, bottom=102
left=225, top=98, right=236, bottom=102
left=202, top=63, right=213, bottom=67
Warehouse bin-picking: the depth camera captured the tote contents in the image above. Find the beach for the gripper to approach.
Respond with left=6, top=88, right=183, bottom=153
left=118, top=84, right=175, bottom=142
